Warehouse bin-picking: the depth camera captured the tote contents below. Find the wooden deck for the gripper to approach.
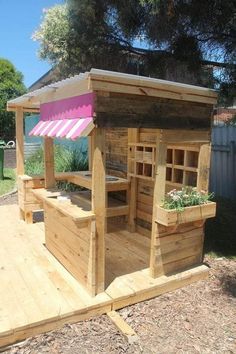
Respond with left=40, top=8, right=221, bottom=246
left=0, top=204, right=209, bottom=348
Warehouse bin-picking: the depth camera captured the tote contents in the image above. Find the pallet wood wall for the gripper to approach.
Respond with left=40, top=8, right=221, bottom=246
left=155, top=222, right=204, bottom=275
left=96, top=93, right=212, bottom=130
left=105, top=128, right=128, bottom=178
left=105, top=128, right=209, bottom=233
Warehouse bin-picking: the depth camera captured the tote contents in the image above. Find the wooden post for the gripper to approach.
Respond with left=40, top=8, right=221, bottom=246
left=150, top=130, right=167, bottom=278
left=196, top=142, right=211, bottom=263
left=92, top=128, right=106, bottom=293
left=44, top=137, right=55, bottom=189
left=15, top=107, right=24, bottom=175
left=197, top=143, right=211, bottom=192
left=88, top=133, right=95, bottom=171
left=128, top=128, right=139, bottom=232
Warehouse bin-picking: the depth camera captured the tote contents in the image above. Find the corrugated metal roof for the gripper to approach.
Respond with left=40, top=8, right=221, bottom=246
left=7, top=68, right=218, bottom=110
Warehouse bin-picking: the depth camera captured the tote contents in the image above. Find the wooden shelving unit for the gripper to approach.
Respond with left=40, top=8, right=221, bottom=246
left=128, top=143, right=200, bottom=187
left=166, top=146, right=199, bottom=189
left=128, top=143, right=156, bottom=180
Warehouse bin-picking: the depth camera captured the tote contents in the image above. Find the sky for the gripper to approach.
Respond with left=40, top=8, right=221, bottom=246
left=0, top=0, right=63, bottom=88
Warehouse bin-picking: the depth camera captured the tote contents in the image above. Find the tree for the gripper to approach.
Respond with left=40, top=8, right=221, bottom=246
left=0, top=59, right=26, bottom=140
left=33, top=0, right=235, bottom=103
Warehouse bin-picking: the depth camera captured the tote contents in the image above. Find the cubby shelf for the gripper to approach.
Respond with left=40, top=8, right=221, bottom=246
left=166, top=147, right=199, bottom=188
left=128, top=144, right=200, bottom=187
left=128, top=143, right=156, bottom=180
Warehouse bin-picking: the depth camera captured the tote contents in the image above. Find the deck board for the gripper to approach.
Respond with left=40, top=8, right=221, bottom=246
left=0, top=204, right=209, bottom=348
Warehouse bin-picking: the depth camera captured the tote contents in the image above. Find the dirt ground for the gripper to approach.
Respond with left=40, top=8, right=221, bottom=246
left=1, top=194, right=236, bottom=354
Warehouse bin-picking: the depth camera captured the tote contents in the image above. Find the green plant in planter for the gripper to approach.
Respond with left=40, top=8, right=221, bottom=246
left=162, top=187, right=214, bottom=211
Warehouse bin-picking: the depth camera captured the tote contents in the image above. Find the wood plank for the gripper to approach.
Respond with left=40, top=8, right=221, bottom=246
left=42, top=201, right=92, bottom=234
left=150, top=132, right=167, bottom=277
left=44, top=137, right=55, bottom=188
left=160, top=233, right=202, bottom=256
left=162, top=130, right=210, bottom=143
left=107, top=311, right=139, bottom=344
left=0, top=303, right=112, bottom=349
left=128, top=128, right=139, bottom=232
left=96, top=112, right=211, bottom=130
left=162, top=243, right=202, bottom=265
left=0, top=224, right=73, bottom=328
left=97, top=94, right=213, bottom=118
left=42, top=196, right=95, bottom=222
left=156, top=203, right=216, bottom=226
left=111, top=265, right=209, bottom=310
left=163, top=254, right=201, bottom=275
left=15, top=107, right=24, bottom=175
left=90, top=77, right=217, bottom=104
left=92, top=128, right=106, bottom=294
left=197, top=143, right=211, bottom=192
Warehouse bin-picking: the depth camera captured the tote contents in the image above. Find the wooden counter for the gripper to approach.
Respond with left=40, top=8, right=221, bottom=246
left=55, top=171, right=129, bottom=192
left=21, top=171, right=129, bottom=192
left=32, top=188, right=95, bottom=223
left=32, top=188, right=129, bottom=220
left=19, top=171, right=129, bottom=228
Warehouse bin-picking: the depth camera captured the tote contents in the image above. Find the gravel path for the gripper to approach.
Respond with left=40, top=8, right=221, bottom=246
left=1, top=195, right=235, bottom=354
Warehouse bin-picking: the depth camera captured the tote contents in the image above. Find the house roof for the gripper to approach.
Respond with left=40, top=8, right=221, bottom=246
left=7, top=68, right=218, bottom=112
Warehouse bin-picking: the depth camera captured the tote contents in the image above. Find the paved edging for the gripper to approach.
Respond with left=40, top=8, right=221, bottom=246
left=0, top=188, right=17, bottom=199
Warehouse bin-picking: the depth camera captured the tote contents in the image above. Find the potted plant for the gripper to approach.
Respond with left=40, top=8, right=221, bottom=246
left=156, top=187, right=216, bottom=226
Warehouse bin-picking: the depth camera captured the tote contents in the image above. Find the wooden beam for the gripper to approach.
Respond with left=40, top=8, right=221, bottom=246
left=150, top=131, right=167, bottom=278
left=92, top=128, right=106, bottom=294
left=8, top=106, right=40, bottom=113
left=95, top=112, right=211, bottom=130
left=128, top=128, right=139, bottom=232
left=161, top=130, right=210, bottom=143
left=90, top=76, right=217, bottom=105
left=96, top=93, right=213, bottom=115
left=197, top=143, right=211, bottom=192
left=15, top=107, right=24, bottom=175
left=44, top=137, right=55, bottom=189
left=107, top=311, right=139, bottom=344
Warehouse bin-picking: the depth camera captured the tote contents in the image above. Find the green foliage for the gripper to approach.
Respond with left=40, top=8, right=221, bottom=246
left=33, top=0, right=235, bottom=102
left=0, top=59, right=26, bottom=140
left=0, top=168, right=16, bottom=196
left=25, top=145, right=88, bottom=191
left=162, top=187, right=214, bottom=211
left=32, top=5, right=69, bottom=65
left=25, top=145, right=88, bottom=175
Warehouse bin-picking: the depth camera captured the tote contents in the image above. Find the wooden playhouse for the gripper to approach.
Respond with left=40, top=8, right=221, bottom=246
left=3, top=69, right=217, bottom=345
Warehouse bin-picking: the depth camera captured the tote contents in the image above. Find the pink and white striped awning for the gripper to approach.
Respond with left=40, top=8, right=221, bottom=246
left=28, top=93, right=95, bottom=140
left=29, top=117, right=94, bottom=140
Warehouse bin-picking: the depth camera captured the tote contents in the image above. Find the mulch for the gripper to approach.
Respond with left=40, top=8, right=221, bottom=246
left=1, top=194, right=236, bottom=354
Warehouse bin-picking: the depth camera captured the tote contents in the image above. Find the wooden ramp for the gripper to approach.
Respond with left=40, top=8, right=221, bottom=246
left=0, top=205, right=209, bottom=348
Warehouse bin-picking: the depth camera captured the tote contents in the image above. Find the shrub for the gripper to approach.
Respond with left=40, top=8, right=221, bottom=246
left=25, top=145, right=88, bottom=191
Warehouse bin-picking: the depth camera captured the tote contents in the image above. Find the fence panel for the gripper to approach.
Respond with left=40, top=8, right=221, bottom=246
left=210, top=126, right=236, bottom=200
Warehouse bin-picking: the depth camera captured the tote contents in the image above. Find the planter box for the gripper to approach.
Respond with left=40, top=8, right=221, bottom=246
left=156, top=202, right=216, bottom=226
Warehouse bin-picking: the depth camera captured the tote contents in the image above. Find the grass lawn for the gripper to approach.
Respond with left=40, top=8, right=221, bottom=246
left=0, top=168, right=16, bottom=196
left=205, top=197, right=236, bottom=259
